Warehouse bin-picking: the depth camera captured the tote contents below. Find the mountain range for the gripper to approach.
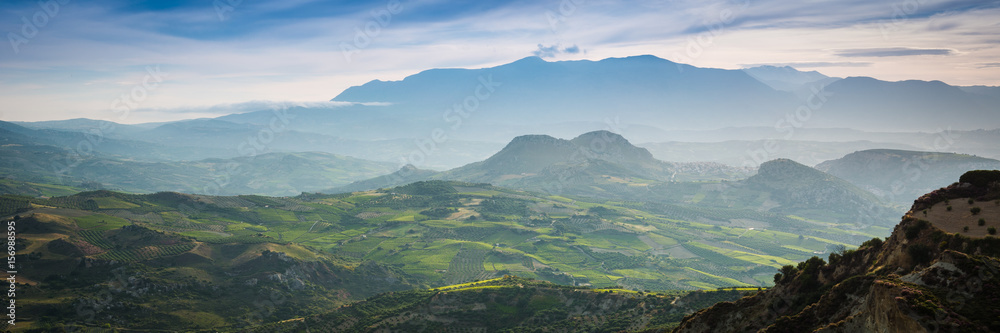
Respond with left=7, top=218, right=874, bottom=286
left=817, top=149, right=1000, bottom=205
left=12, top=55, right=1000, bottom=172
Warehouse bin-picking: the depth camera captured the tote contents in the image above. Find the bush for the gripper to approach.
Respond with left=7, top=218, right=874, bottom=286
left=908, top=244, right=933, bottom=264
left=860, top=237, right=884, bottom=249
left=979, top=219, right=986, bottom=226
left=969, top=199, right=976, bottom=205
left=959, top=170, right=1000, bottom=187
left=964, top=226, right=970, bottom=232
left=905, top=220, right=930, bottom=240
left=989, top=227, right=997, bottom=235
left=971, top=207, right=982, bottom=215
left=947, top=206, right=953, bottom=212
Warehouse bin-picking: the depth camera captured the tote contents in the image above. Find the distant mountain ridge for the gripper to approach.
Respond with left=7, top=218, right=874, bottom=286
left=816, top=149, right=1000, bottom=204
left=329, top=130, right=752, bottom=195
left=0, top=121, right=397, bottom=196
left=746, top=158, right=886, bottom=222
left=11, top=55, right=1000, bottom=170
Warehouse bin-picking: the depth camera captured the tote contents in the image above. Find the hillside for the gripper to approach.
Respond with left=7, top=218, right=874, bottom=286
left=333, top=133, right=895, bottom=227
left=745, top=159, right=887, bottom=223
left=443, top=131, right=675, bottom=180
left=1, top=177, right=895, bottom=331
left=674, top=170, right=1000, bottom=332
left=816, top=149, right=1000, bottom=205
left=336, top=131, right=752, bottom=198
left=1, top=205, right=419, bottom=331
left=0, top=138, right=396, bottom=196
left=252, top=276, right=757, bottom=332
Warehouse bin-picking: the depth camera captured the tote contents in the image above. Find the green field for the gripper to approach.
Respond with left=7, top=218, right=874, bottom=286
left=5, top=180, right=887, bottom=291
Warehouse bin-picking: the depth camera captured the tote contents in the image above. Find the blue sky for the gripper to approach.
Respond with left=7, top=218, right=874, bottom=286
left=1, top=0, right=999, bottom=123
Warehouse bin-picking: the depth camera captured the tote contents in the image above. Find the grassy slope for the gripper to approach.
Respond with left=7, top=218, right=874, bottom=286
left=3, top=180, right=886, bottom=331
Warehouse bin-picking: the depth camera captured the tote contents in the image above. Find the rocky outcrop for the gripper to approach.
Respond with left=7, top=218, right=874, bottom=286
left=674, top=170, right=1000, bottom=332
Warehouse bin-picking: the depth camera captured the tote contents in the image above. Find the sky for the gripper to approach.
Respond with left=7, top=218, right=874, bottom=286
left=1, top=0, right=999, bottom=124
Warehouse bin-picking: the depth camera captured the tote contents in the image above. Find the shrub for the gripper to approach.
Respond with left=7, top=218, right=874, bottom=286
left=861, top=237, right=884, bottom=249
left=908, top=244, right=933, bottom=264
left=990, top=227, right=997, bottom=235
left=947, top=206, right=953, bottom=212
left=905, top=220, right=930, bottom=240
left=964, top=226, right=970, bottom=232
left=971, top=207, right=982, bottom=215
left=979, top=218, right=986, bottom=226
left=959, top=170, right=1000, bottom=187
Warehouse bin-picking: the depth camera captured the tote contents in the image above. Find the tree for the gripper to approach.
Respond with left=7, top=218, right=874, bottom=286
left=971, top=207, right=982, bottom=215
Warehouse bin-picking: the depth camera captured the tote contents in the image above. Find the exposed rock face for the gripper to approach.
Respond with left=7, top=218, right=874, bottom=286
left=674, top=171, right=1000, bottom=333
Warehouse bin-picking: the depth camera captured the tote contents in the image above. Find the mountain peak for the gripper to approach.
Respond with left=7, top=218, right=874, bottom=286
left=510, top=56, right=547, bottom=64
left=570, top=130, right=626, bottom=142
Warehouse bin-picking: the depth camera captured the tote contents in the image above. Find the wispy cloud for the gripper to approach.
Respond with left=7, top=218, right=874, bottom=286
left=835, top=47, right=956, bottom=57
left=532, top=44, right=582, bottom=58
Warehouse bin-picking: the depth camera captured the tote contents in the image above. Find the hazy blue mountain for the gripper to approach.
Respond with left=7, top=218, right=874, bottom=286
left=815, top=149, right=1000, bottom=204
left=812, top=77, right=997, bottom=131
left=330, top=55, right=797, bottom=139
left=745, top=158, right=886, bottom=222
left=0, top=120, right=230, bottom=161
left=960, top=85, right=1000, bottom=100
left=331, top=131, right=757, bottom=200
left=639, top=140, right=921, bottom=167
left=326, top=164, right=440, bottom=193
left=325, top=55, right=997, bottom=138
left=0, top=125, right=398, bottom=196
left=634, top=127, right=1000, bottom=164
left=0, top=143, right=395, bottom=196
left=439, top=131, right=737, bottom=186
left=16, top=117, right=502, bottom=169
left=13, top=118, right=150, bottom=139
left=15, top=55, right=1000, bottom=169
left=741, top=65, right=834, bottom=91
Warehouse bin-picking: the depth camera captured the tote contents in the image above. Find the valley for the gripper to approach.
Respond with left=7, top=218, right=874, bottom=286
left=1, top=46, right=997, bottom=332
left=1, top=175, right=882, bottom=330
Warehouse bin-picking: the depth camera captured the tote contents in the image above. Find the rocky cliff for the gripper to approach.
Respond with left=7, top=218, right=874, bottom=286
left=674, top=170, right=1000, bottom=332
